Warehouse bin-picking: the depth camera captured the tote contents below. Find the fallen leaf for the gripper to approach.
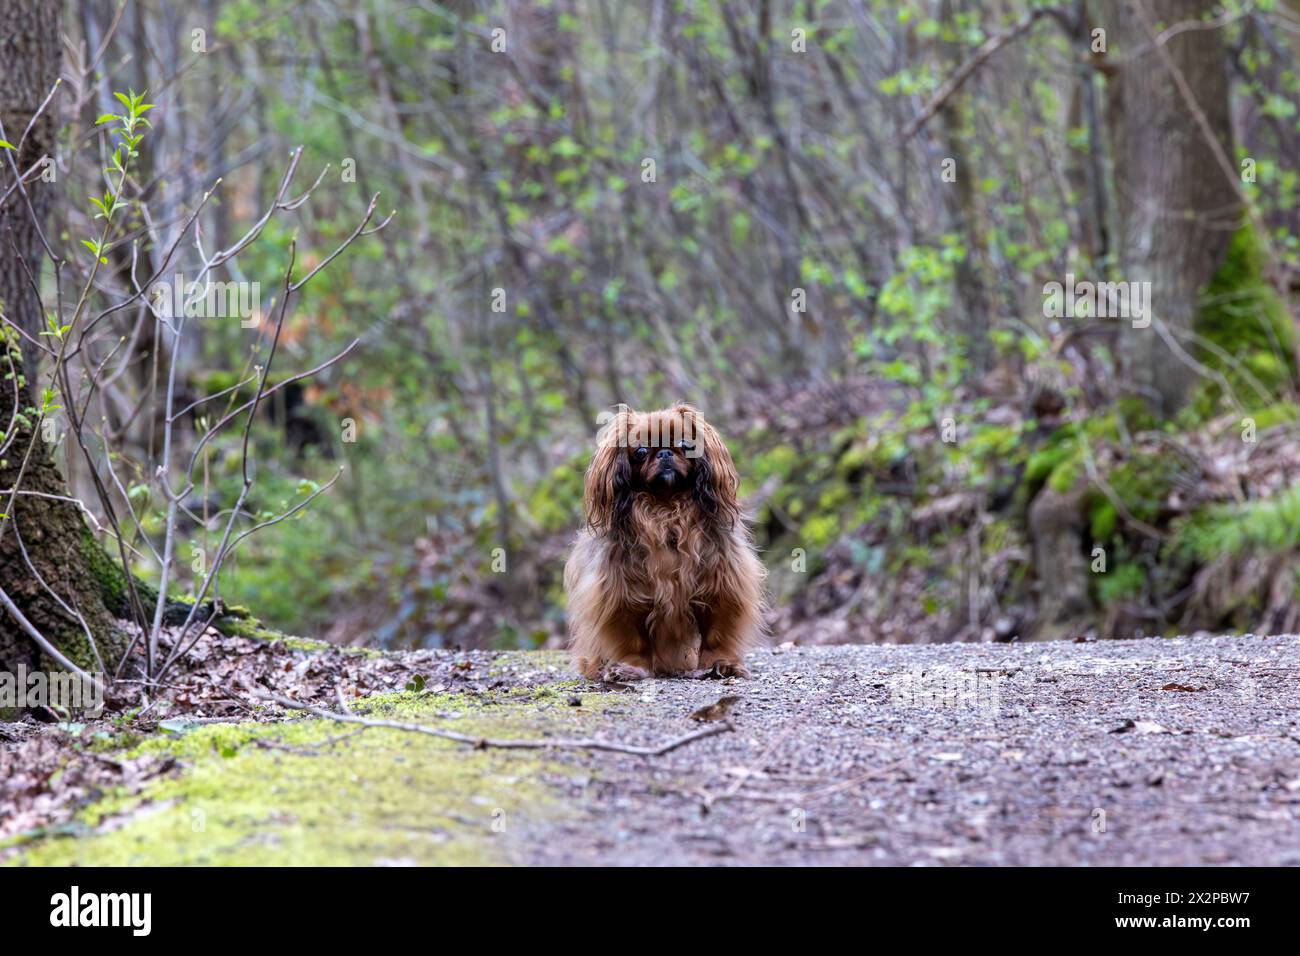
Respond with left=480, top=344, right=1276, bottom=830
left=690, top=696, right=740, bottom=722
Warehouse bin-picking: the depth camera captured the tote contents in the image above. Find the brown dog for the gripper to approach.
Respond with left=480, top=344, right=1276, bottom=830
left=565, top=404, right=766, bottom=681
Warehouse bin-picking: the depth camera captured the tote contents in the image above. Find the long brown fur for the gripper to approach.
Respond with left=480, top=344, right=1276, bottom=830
left=565, top=404, right=767, bottom=681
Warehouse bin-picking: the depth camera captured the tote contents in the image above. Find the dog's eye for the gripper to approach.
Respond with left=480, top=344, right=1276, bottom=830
left=633, top=446, right=649, bottom=460
left=677, top=439, right=694, bottom=451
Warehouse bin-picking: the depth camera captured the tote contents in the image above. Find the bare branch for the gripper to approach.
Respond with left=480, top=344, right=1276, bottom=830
left=250, top=686, right=736, bottom=757
left=902, top=7, right=1067, bottom=141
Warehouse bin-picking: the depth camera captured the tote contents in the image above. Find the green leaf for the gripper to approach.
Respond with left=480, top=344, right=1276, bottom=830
left=159, top=718, right=202, bottom=735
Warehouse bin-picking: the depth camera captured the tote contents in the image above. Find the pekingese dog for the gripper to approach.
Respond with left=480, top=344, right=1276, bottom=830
left=565, top=404, right=766, bottom=681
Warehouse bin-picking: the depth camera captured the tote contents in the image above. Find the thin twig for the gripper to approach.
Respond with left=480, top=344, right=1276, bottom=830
left=902, top=7, right=1067, bottom=140
left=0, top=583, right=103, bottom=693
left=250, top=687, right=735, bottom=756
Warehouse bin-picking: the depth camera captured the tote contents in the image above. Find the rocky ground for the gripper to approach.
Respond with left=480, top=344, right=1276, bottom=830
left=520, top=634, right=1300, bottom=865
left=4, top=632, right=1299, bottom=866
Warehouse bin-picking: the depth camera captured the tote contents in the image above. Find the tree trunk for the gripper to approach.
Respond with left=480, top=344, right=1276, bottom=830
left=0, top=0, right=125, bottom=673
left=938, top=0, right=993, bottom=378
left=1027, top=485, right=1092, bottom=639
left=1105, top=0, right=1240, bottom=416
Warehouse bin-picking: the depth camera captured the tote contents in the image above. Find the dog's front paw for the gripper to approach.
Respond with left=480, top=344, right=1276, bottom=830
left=697, top=660, right=750, bottom=679
left=600, top=661, right=651, bottom=683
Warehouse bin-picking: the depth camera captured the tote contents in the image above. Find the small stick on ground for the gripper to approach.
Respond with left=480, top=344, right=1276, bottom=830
left=253, top=728, right=367, bottom=757
left=248, top=686, right=734, bottom=757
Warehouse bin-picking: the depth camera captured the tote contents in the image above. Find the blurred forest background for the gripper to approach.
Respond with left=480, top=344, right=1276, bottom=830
left=5, top=0, right=1300, bottom=656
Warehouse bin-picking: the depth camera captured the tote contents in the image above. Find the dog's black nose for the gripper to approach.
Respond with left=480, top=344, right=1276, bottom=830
left=656, top=448, right=674, bottom=461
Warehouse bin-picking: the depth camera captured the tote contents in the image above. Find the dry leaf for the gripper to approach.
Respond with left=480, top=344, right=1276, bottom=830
left=690, top=696, right=740, bottom=722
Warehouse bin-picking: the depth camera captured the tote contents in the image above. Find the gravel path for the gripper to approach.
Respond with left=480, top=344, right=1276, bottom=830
left=517, top=634, right=1300, bottom=865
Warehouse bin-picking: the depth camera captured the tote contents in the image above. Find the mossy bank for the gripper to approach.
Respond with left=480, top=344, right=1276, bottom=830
left=5, top=676, right=614, bottom=866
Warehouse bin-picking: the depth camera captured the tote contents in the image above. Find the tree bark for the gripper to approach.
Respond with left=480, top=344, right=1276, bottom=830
left=1105, top=0, right=1240, bottom=416
left=0, top=0, right=124, bottom=673
left=938, top=0, right=994, bottom=378
left=1027, top=485, right=1091, bottom=639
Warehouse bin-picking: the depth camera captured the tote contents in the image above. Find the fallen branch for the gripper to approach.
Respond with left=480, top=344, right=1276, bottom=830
left=249, top=687, right=734, bottom=756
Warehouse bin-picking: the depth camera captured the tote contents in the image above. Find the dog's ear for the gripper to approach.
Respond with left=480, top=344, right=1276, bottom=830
left=585, top=407, right=636, bottom=540
left=679, top=405, right=740, bottom=527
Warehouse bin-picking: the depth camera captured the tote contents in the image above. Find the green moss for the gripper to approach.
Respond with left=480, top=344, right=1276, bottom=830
left=1094, top=561, right=1145, bottom=605
left=1024, top=439, right=1075, bottom=490
left=1023, top=414, right=1127, bottom=500
left=6, top=685, right=616, bottom=866
left=81, top=532, right=289, bottom=650
left=1191, top=225, right=1295, bottom=417
left=1047, top=452, right=1085, bottom=494
left=1090, top=499, right=1118, bottom=543
left=1086, top=451, right=1181, bottom=544
left=1173, top=482, right=1300, bottom=561
left=82, top=530, right=142, bottom=623
left=1019, top=408, right=1179, bottom=546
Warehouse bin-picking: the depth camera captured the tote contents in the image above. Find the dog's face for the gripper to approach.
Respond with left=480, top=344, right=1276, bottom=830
left=583, top=404, right=740, bottom=540
left=626, top=408, right=697, bottom=495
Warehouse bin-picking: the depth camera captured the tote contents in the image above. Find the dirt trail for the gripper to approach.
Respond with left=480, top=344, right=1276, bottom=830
left=7, top=633, right=1299, bottom=866
left=514, top=634, right=1300, bottom=865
